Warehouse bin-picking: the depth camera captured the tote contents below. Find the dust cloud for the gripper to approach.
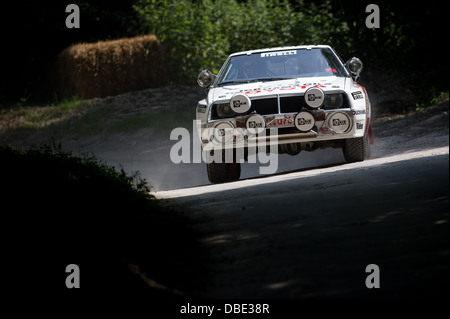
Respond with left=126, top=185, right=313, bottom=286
left=85, top=135, right=346, bottom=192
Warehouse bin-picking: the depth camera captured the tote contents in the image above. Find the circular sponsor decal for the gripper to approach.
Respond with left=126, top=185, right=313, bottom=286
left=294, top=112, right=315, bottom=132
left=328, top=112, right=351, bottom=133
left=230, top=93, right=251, bottom=113
left=213, top=122, right=234, bottom=143
left=304, top=87, right=325, bottom=108
left=246, top=114, right=266, bottom=134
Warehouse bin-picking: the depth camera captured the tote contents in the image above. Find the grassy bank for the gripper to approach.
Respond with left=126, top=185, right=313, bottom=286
left=0, top=96, right=90, bottom=132
left=0, top=86, right=201, bottom=148
left=0, top=145, right=202, bottom=302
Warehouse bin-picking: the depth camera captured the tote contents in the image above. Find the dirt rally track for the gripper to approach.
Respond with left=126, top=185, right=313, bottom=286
left=149, top=97, right=449, bottom=299
left=50, top=93, right=450, bottom=298
left=2, top=85, right=448, bottom=299
left=144, top=93, right=449, bottom=298
left=156, top=147, right=448, bottom=298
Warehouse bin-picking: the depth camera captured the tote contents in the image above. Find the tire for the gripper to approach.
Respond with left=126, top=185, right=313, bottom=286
left=206, top=162, right=241, bottom=183
left=343, top=135, right=370, bottom=163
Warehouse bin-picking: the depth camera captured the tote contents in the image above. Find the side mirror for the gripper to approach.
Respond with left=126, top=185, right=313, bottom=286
left=197, top=70, right=215, bottom=88
left=345, top=57, right=363, bottom=80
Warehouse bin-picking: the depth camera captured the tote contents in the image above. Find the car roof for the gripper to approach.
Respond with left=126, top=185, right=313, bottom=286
left=228, top=45, right=333, bottom=57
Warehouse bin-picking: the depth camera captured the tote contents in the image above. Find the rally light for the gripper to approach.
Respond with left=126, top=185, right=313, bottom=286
left=213, top=121, right=235, bottom=144
left=294, top=111, right=315, bottom=132
left=246, top=114, right=266, bottom=134
left=304, top=87, right=324, bottom=108
left=327, top=112, right=351, bottom=133
left=230, top=93, right=251, bottom=113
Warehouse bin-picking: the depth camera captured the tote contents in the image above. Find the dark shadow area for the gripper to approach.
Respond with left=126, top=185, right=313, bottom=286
left=0, top=146, right=206, bottom=312
left=165, top=153, right=449, bottom=299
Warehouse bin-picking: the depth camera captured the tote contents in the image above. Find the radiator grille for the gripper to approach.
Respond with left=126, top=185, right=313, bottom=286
left=280, top=96, right=305, bottom=113
left=210, top=93, right=350, bottom=119
left=249, top=98, right=278, bottom=115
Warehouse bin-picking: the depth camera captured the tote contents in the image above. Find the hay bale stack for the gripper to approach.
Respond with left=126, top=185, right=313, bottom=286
left=53, top=34, right=167, bottom=99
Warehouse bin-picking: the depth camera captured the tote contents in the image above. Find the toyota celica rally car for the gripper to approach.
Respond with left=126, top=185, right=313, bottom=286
left=196, top=45, right=374, bottom=183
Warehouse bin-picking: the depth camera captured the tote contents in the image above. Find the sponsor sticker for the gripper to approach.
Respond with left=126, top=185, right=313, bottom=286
left=351, top=91, right=363, bottom=100
left=265, top=114, right=296, bottom=128
left=352, top=109, right=366, bottom=115
left=261, top=50, right=297, bottom=58
left=198, top=106, right=206, bottom=113
left=333, top=118, right=347, bottom=126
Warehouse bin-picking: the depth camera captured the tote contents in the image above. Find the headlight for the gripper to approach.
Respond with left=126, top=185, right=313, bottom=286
left=323, top=94, right=344, bottom=109
left=215, top=103, right=235, bottom=118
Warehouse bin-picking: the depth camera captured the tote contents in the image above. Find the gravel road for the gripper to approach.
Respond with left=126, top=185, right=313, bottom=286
left=2, top=85, right=448, bottom=299
left=157, top=147, right=448, bottom=298
left=151, top=97, right=449, bottom=298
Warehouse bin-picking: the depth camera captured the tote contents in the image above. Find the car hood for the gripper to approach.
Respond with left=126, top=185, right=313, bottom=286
left=209, top=76, right=347, bottom=103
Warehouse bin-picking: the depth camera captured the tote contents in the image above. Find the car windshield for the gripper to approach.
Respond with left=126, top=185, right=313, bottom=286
left=216, top=48, right=346, bottom=86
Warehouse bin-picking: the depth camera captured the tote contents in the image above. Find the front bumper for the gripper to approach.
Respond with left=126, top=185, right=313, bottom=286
left=200, top=108, right=365, bottom=152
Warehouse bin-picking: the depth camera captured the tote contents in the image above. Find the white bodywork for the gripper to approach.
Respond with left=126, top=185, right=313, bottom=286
left=196, top=45, right=371, bottom=159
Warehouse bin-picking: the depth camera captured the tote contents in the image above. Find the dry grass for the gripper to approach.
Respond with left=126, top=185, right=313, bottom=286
left=0, top=96, right=90, bottom=133
left=51, top=34, right=168, bottom=99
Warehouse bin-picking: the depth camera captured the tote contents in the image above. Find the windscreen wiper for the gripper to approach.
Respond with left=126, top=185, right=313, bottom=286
left=217, top=80, right=250, bottom=86
left=218, top=77, right=292, bottom=86
left=251, top=77, right=293, bottom=82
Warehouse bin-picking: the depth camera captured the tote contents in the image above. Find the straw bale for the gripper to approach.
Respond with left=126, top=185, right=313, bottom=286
left=53, top=34, right=167, bottom=98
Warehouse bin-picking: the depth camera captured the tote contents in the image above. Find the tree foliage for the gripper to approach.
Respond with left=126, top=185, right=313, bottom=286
left=133, top=0, right=447, bottom=99
left=1, top=0, right=447, bottom=104
left=133, top=0, right=334, bottom=81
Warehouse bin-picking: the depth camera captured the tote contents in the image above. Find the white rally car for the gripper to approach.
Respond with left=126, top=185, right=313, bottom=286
left=196, top=45, right=373, bottom=183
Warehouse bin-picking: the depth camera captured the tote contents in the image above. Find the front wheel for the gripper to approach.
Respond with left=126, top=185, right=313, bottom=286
left=343, top=135, right=370, bottom=163
left=206, top=162, right=241, bottom=183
